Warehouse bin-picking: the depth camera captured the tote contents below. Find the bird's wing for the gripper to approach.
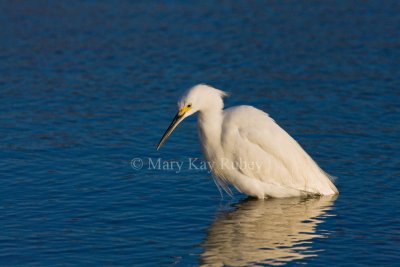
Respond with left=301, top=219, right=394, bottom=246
left=221, top=106, right=336, bottom=196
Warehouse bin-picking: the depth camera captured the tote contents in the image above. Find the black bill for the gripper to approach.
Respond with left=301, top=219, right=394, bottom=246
left=156, top=112, right=184, bottom=150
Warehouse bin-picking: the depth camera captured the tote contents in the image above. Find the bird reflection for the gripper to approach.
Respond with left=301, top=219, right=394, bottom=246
left=200, top=196, right=337, bottom=266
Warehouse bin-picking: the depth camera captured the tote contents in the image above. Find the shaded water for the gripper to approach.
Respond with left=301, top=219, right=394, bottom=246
left=1, top=1, right=399, bottom=266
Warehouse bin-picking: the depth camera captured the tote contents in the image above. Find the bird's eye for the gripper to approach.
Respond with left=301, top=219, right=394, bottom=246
left=187, top=104, right=192, bottom=108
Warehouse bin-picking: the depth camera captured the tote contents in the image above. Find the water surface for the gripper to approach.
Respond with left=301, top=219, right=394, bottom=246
left=0, top=1, right=399, bottom=266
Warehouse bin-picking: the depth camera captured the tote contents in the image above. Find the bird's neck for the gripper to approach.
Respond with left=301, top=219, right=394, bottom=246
left=197, top=108, right=223, bottom=159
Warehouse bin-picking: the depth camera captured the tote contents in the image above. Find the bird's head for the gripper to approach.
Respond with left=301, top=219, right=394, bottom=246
left=157, top=84, right=228, bottom=150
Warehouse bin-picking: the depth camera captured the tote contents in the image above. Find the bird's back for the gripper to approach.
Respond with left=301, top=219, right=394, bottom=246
left=219, top=105, right=338, bottom=198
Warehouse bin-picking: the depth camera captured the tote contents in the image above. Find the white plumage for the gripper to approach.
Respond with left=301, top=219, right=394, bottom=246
left=157, top=84, right=338, bottom=199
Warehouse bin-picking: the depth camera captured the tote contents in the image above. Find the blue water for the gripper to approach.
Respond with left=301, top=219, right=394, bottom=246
left=1, top=1, right=399, bottom=266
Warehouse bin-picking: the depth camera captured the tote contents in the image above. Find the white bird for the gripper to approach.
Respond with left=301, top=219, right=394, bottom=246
left=157, top=84, right=338, bottom=199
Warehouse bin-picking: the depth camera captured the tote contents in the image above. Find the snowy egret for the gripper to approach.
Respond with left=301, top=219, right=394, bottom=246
left=157, top=84, right=338, bottom=198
